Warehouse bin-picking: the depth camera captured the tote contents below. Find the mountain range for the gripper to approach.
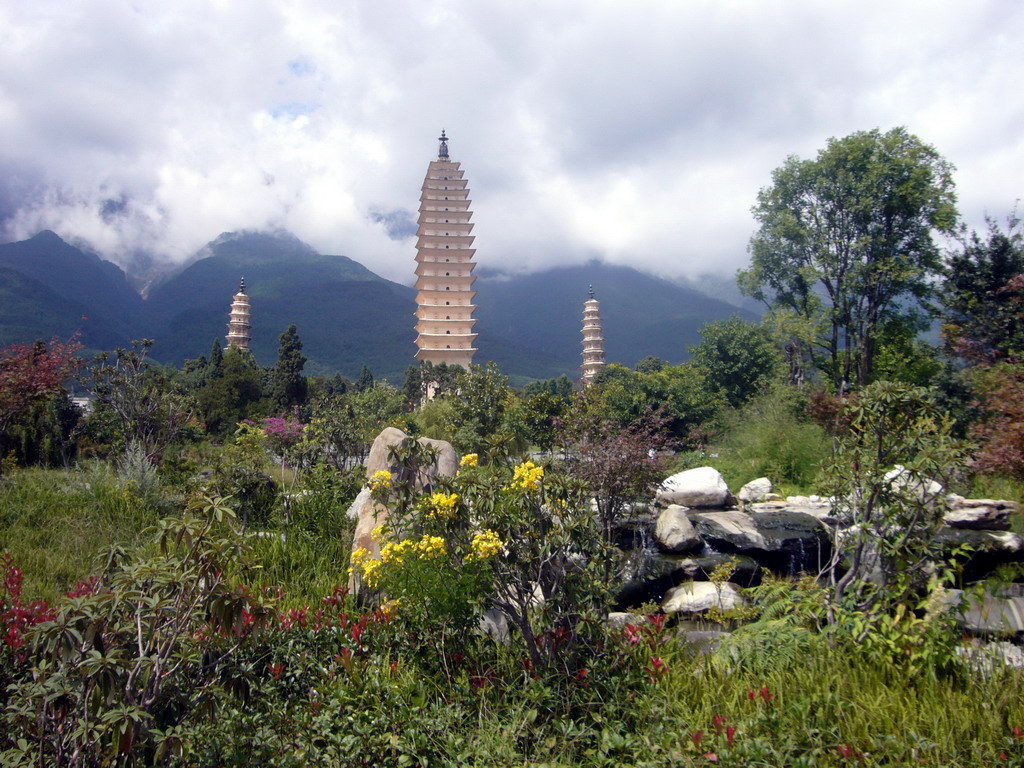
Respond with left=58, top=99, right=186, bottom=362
left=0, top=230, right=756, bottom=383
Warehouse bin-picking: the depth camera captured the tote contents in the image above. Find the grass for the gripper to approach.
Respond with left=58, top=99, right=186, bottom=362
left=0, top=464, right=163, bottom=602
left=4, top=457, right=1024, bottom=765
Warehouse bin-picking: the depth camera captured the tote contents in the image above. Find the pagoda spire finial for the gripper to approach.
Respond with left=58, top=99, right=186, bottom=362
left=588, top=284, right=595, bottom=300
left=437, top=129, right=449, bottom=160
left=239, top=276, right=246, bottom=294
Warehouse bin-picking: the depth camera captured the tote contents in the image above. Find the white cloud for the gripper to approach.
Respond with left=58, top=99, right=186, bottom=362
left=0, top=0, right=1021, bottom=285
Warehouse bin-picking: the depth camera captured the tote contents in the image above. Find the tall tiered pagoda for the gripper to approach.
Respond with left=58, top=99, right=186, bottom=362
left=226, top=278, right=251, bottom=350
left=581, top=286, right=606, bottom=385
left=413, top=131, right=478, bottom=368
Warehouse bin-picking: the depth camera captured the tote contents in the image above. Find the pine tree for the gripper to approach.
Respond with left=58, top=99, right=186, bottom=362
left=269, top=325, right=308, bottom=410
left=208, top=339, right=224, bottom=379
left=354, top=365, right=374, bottom=393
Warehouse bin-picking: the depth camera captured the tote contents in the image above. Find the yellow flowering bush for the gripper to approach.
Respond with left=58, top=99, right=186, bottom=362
left=466, top=529, right=504, bottom=562
left=350, top=535, right=447, bottom=589
left=349, top=546, right=382, bottom=588
left=427, top=492, right=459, bottom=519
left=459, top=453, right=479, bottom=467
left=511, top=460, right=544, bottom=491
left=368, top=470, right=392, bottom=493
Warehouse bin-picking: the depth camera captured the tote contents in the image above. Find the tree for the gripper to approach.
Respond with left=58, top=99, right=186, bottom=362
left=0, top=337, right=81, bottom=476
left=208, top=338, right=224, bottom=379
left=194, top=348, right=264, bottom=437
left=820, top=382, right=968, bottom=624
left=942, top=212, right=1024, bottom=364
left=353, top=365, right=374, bottom=394
left=268, top=325, right=308, bottom=410
left=689, top=316, right=783, bottom=408
left=739, top=127, right=958, bottom=390
left=86, top=340, right=196, bottom=461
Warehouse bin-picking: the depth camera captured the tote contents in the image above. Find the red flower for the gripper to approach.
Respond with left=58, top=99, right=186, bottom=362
left=647, top=612, right=667, bottom=632
left=690, top=730, right=704, bottom=747
left=1014, top=726, right=1022, bottom=742
left=760, top=685, right=775, bottom=702
left=726, top=725, right=737, bottom=748
left=575, top=668, right=588, bottom=682
left=712, top=714, right=726, bottom=735
left=623, top=623, right=641, bottom=646
left=644, top=656, right=668, bottom=682
left=268, top=662, right=285, bottom=680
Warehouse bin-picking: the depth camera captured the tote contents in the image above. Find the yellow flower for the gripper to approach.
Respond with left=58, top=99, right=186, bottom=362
left=459, top=453, right=479, bottom=467
left=381, top=599, right=400, bottom=619
left=360, top=558, right=382, bottom=587
left=369, top=470, right=392, bottom=493
left=371, top=524, right=386, bottom=543
left=351, top=546, right=371, bottom=567
left=427, top=492, right=459, bottom=519
left=466, top=529, right=504, bottom=561
left=511, top=460, right=544, bottom=491
left=415, top=534, right=448, bottom=558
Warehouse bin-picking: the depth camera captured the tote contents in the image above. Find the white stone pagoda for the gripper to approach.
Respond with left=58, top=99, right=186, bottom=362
left=226, top=278, right=252, bottom=350
left=581, top=286, right=606, bottom=385
left=413, top=131, right=478, bottom=368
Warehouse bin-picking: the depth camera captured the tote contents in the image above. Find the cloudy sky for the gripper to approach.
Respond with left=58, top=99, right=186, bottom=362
left=1, top=0, right=1021, bottom=285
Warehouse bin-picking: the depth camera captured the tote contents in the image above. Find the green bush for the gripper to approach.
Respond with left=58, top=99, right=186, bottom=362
left=711, top=386, right=827, bottom=493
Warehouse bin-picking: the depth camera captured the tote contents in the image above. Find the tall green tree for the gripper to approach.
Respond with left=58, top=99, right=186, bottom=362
left=195, top=348, right=264, bottom=436
left=353, top=365, right=374, bottom=394
left=739, top=127, right=958, bottom=390
left=942, top=212, right=1024, bottom=364
left=268, top=325, right=308, bottom=411
left=689, top=316, right=783, bottom=408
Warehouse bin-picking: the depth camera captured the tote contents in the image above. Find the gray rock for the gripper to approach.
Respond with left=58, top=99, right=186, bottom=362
left=657, top=467, right=731, bottom=509
left=957, top=639, right=1024, bottom=672
left=662, top=581, right=745, bottom=614
left=883, top=464, right=944, bottom=502
left=345, top=486, right=371, bottom=521
left=349, top=428, right=458, bottom=592
left=944, top=589, right=1024, bottom=636
left=944, top=499, right=1018, bottom=531
left=689, top=510, right=766, bottom=551
left=679, top=630, right=731, bottom=653
left=738, top=477, right=772, bottom=504
left=654, top=505, right=702, bottom=554
left=935, top=527, right=1024, bottom=552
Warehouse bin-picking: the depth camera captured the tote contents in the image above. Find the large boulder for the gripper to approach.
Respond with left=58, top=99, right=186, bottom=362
left=662, top=581, right=745, bottom=614
left=657, top=467, right=731, bottom=508
left=883, top=464, right=944, bottom=503
left=738, top=477, right=772, bottom=504
left=943, top=589, right=1024, bottom=637
left=349, top=428, right=458, bottom=589
left=944, top=498, right=1018, bottom=531
left=654, top=505, right=702, bottom=554
left=689, top=510, right=766, bottom=551
left=749, top=509, right=832, bottom=575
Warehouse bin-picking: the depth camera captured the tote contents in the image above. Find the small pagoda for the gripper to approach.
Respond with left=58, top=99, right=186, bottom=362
left=226, top=278, right=252, bottom=350
left=581, top=286, right=606, bottom=385
left=413, top=130, right=478, bottom=368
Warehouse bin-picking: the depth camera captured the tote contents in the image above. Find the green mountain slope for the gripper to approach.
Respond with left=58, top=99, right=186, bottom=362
left=473, top=262, right=758, bottom=368
left=0, top=230, right=143, bottom=339
left=0, top=230, right=756, bottom=383
left=0, top=266, right=125, bottom=351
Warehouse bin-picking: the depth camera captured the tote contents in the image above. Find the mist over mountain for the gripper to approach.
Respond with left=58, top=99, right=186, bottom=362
left=0, top=230, right=755, bottom=382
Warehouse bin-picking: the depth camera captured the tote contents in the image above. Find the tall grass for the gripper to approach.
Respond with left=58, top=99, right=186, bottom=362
left=709, top=386, right=829, bottom=496
left=0, top=464, right=162, bottom=602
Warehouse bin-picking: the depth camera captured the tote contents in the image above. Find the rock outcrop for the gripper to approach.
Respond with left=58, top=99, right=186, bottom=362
left=653, top=505, right=702, bottom=554
left=349, top=428, right=458, bottom=591
left=657, top=467, right=731, bottom=509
